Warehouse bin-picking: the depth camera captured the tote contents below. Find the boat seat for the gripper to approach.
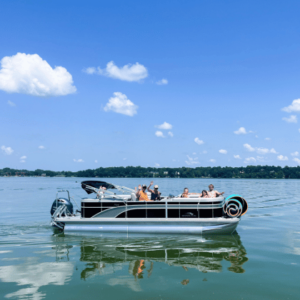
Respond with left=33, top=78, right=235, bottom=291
left=131, top=192, right=138, bottom=201
left=188, top=194, right=201, bottom=198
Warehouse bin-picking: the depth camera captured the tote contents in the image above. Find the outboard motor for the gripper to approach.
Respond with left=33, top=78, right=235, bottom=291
left=50, top=198, right=73, bottom=216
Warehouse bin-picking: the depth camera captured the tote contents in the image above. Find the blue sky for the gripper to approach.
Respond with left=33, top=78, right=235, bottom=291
left=1, top=0, right=300, bottom=171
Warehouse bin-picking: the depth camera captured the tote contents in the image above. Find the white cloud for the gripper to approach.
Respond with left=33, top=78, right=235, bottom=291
left=95, top=160, right=98, bottom=163
left=73, top=159, right=84, bottom=163
left=168, top=131, right=174, bottom=137
left=156, top=122, right=172, bottom=130
left=219, top=149, right=227, bottom=154
left=83, top=67, right=96, bottom=74
left=202, top=150, right=208, bottom=154
left=155, top=131, right=165, bottom=138
left=0, top=261, right=74, bottom=300
left=8, top=100, right=16, bottom=107
left=1, top=146, right=14, bottom=155
left=291, top=151, right=299, bottom=157
left=265, top=137, right=271, bottom=141
left=256, top=147, right=277, bottom=154
left=277, top=155, right=288, bottom=161
left=38, top=145, right=45, bottom=149
left=0, top=53, right=76, bottom=96
left=192, top=152, right=197, bottom=155
left=84, top=61, right=148, bottom=82
left=155, top=163, right=160, bottom=167
left=283, top=115, right=297, bottom=123
left=256, top=156, right=265, bottom=162
left=194, top=137, right=204, bottom=145
left=209, top=159, right=216, bottom=163
left=20, top=155, right=26, bottom=163
left=244, top=157, right=256, bottom=164
left=282, top=99, right=300, bottom=113
left=256, top=148, right=269, bottom=154
left=156, top=78, right=168, bottom=85
left=294, top=158, right=300, bottom=165
left=185, top=155, right=199, bottom=165
left=234, top=127, right=247, bottom=135
left=104, top=92, right=138, bottom=116
left=243, top=143, right=277, bottom=154
left=244, top=143, right=255, bottom=152
left=123, top=158, right=127, bottom=160
left=234, top=155, right=241, bottom=159
left=255, top=135, right=258, bottom=138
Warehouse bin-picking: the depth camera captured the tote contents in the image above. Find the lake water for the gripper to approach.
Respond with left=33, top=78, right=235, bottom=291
left=0, top=177, right=299, bottom=300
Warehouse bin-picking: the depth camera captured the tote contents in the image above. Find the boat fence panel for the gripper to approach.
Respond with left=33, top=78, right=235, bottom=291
left=81, top=199, right=225, bottom=219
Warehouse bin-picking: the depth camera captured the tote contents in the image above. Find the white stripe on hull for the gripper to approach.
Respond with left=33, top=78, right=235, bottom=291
left=59, top=218, right=240, bottom=235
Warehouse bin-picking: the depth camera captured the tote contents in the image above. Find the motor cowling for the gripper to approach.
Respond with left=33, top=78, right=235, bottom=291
left=50, top=198, right=73, bottom=216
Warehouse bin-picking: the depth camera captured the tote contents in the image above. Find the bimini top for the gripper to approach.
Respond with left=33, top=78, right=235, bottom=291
left=81, top=180, right=116, bottom=194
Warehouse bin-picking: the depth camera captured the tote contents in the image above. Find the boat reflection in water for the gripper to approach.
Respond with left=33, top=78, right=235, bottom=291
left=73, top=233, right=248, bottom=281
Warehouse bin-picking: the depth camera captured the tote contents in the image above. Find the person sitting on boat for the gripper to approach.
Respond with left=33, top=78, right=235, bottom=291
left=207, top=184, right=224, bottom=198
left=96, top=186, right=106, bottom=199
left=200, top=190, right=210, bottom=198
left=136, top=184, right=152, bottom=201
left=147, top=181, right=161, bottom=201
left=181, top=187, right=189, bottom=198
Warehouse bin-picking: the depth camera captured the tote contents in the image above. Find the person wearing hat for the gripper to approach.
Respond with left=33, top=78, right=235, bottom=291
left=147, top=181, right=161, bottom=201
left=136, top=184, right=152, bottom=201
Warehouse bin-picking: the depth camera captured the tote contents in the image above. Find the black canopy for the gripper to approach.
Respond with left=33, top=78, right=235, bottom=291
left=81, top=180, right=117, bottom=194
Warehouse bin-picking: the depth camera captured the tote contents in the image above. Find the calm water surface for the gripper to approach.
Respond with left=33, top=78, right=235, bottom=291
left=0, top=177, right=299, bottom=299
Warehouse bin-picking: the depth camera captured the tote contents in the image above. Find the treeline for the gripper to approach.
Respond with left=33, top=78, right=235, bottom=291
left=1, top=165, right=300, bottom=179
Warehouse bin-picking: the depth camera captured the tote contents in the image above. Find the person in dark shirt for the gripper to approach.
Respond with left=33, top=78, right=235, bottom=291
left=147, top=181, right=161, bottom=200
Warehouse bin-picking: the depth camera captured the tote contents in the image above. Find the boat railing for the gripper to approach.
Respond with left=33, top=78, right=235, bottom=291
left=55, top=190, right=70, bottom=209
left=86, top=197, right=224, bottom=219
left=56, top=189, right=80, bottom=212
left=80, top=189, right=228, bottom=219
left=123, top=199, right=128, bottom=218
left=114, top=185, right=135, bottom=194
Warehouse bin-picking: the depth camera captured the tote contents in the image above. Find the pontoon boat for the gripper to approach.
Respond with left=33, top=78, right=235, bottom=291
left=50, top=181, right=248, bottom=235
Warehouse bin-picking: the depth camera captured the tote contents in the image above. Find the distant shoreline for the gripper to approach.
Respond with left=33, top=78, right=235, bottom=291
left=1, top=177, right=299, bottom=180
left=1, top=165, right=300, bottom=179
